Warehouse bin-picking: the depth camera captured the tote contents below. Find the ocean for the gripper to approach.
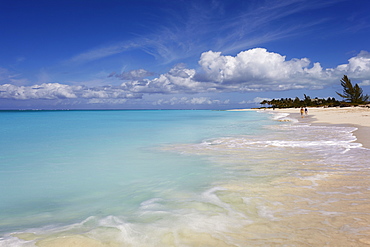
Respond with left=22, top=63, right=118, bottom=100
left=1, top=110, right=369, bottom=246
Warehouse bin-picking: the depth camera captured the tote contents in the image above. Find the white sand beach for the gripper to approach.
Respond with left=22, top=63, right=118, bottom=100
left=232, top=107, right=370, bottom=148
left=271, top=107, right=370, bottom=149
left=226, top=106, right=370, bottom=246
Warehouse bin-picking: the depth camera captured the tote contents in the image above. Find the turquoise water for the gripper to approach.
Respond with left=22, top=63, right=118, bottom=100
left=1, top=110, right=369, bottom=246
left=0, top=110, right=270, bottom=232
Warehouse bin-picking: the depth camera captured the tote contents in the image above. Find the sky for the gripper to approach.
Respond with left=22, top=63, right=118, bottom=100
left=1, top=0, right=370, bottom=110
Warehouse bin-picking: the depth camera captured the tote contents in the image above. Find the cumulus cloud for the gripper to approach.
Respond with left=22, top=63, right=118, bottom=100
left=336, top=51, right=370, bottom=79
left=88, top=98, right=128, bottom=104
left=359, top=80, right=370, bottom=86
left=104, top=48, right=348, bottom=97
left=2, top=48, right=370, bottom=106
left=120, top=64, right=201, bottom=94
left=186, top=48, right=368, bottom=92
left=80, top=86, right=142, bottom=99
left=116, top=48, right=354, bottom=95
left=196, top=48, right=334, bottom=91
left=112, top=69, right=156, bottom=80
left=0, top=83, right=142, bottom=101
left=0, top=83, right=79, bottom=100
left=153, top=96, right=229, bottom=106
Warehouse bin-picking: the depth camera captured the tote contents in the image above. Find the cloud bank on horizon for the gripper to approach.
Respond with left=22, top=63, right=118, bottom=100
left=2, top=48, right=370, bottom=100
left=0, top=0, right=369, bottom=109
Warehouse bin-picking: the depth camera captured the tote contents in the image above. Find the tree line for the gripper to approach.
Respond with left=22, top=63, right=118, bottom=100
left=260, top=95, right=341, bottom=108
left=260, top=75, right=369, bottom=108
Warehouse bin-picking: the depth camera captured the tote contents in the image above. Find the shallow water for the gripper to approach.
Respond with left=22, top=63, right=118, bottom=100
left=1, top=110, right=369, bottom=246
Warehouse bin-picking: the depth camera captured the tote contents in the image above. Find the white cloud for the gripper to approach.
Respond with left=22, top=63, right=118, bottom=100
left=359, top=80, right=370, bottom=86
left=153, top=96, right=229, bottom=106
left=114, top=69, right=156, bottom=80
left=115, top=48, right=338, bottom=95
left=120, top=64, right=201, bottom=94
left=81, top=87, right=131, bottom=99
left=0, top=83, right=142, bottom=101
left=336, top=50, right=370, bottom=79
left=88, top=98, right=128, bottom=104
left=0, top=83, right=79, bottom=100
left=196, top=48, right=334, bottom=90
left=2, top=48, right=370, bottom=106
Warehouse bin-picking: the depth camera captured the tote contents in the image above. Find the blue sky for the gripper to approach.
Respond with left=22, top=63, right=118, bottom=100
left=1, top=0, right=370, bottom=109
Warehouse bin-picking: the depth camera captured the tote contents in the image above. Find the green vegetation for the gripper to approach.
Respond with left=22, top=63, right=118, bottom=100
left=260, top=95, right=341, bottom=108
left=260, top=75, right=369, bottom=108
left=336, top=75, right=369, bottom=104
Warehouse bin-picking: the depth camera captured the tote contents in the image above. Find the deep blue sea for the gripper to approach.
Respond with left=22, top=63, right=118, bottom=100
left=1, top=110, right=369, bottom=246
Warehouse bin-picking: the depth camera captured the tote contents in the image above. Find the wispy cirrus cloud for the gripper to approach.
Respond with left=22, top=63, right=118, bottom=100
left=64, top=0, right=345, bottom=66
left=66, top=42, right=141, bottom=64
left=214, top=0, right=343, bottom=53
left=0, top=67, right=29, bottom=86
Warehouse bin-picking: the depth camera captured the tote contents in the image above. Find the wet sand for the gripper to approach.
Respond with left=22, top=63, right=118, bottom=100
left=274, top=107, right=370, bottom=148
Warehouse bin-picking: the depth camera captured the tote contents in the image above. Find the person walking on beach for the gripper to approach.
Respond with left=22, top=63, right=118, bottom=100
left=300, top=107, right=304, bottom=117
left=305, top=107, right=308, bottom=115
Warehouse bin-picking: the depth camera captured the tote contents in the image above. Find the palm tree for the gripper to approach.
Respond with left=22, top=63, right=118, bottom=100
left=336, top=75, right=369, bottom=104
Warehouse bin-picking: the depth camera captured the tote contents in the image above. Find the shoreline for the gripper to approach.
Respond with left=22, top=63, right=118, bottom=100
left=268, top=107, right=370, bottom=149
left=3, top=109, right=370, bottom=246
left=230, top=107, right=370, bottom=149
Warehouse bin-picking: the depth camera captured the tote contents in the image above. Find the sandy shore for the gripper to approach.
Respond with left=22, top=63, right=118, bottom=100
left=265, top=107, right=370, bottom=149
